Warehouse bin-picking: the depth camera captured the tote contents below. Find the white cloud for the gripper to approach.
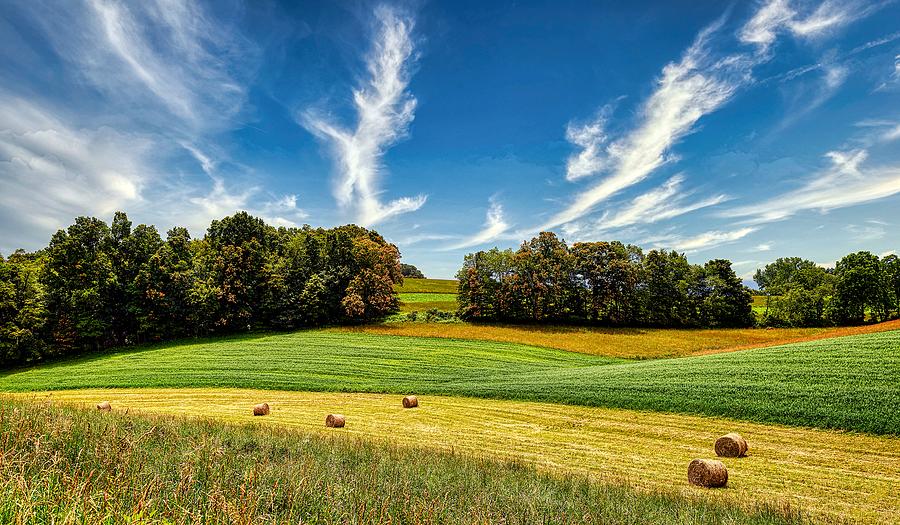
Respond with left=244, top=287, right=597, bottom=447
left=600, top=175, right=728, bottom=230
left=0, top=96, right=151, bottom=251
left=648, top=227, right=758, bottom=253
left=565, top=107, right=611, bottom=181
left=722, top=149, right=900, bottom=223
left=179, top=141, right=216, bottom=175
left=443, top=198, right=511, bottom=251
left=739, top=0, right=795, bottom=52
left=844, top=222, right=886, bottom=241
left=755, top=243, right=773, bottom=251
left=259, top=194, right=309, bottom=229
left=543, top=18, right=747, bottom=230
left=23, top=0, right=255, bottom=133
left=559, top=175, right=728, bottom=240
left=301, top=5, right=426, bottom=227
left=739, top=0, right=874, bottom=52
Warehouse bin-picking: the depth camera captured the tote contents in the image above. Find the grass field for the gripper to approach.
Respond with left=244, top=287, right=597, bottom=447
left=3, top=329, right=898, bottom=434
left=335, top=318, right=900, bottom=358
left=0, top=398, right=803, bottom=525
left=752, top=295, right=768, bottom=315
left=393, top=278, right=458, bottom=294
left=397, top=292, right=458, bottom=313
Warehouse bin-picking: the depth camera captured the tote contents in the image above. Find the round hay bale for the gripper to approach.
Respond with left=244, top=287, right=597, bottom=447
left=96, top=401, right=111, bottom=411
left=715, top=432, right=748, bottom=458
left=402, top=395, right=418, bottom=408
left=687, top=459, right=728, bottom=488
left=325, top=414, right=345, bottom=428
left=252, top=403, right=270, bottom=416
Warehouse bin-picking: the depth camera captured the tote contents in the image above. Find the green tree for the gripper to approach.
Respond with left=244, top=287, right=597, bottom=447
left=136, top=227, right=194, bottom=339
left=832, top=251, right=889, bottom=324
left=0, top=251, right=49, bottom=365
left=43, top=216, right=117, bottom=353
left=697, top=259, right=754, bottom=328
left=572, top=241, right=642, bottom=324
left=883, top=254, right=900, bottom=318
left=642, top=250, right=694, bottom=326
left=400, top=263, right=425, bottom=279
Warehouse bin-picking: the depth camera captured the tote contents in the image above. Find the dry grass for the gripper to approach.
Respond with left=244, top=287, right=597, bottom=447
left=15, top=388, right=900, bottom=524
left=333, top=319, right=900, bottom=359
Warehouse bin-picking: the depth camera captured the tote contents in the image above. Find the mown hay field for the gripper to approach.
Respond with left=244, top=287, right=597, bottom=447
left=3, top=329, right=898, bottom=434
left=334, top=318, right=900, bottom=359
left=11, top=389, right=899, bottom=524
left=0, top=398, right=802, bottom=525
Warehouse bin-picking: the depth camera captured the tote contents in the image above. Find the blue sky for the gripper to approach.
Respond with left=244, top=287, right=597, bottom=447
left=1, top=0, right=899, bottom=279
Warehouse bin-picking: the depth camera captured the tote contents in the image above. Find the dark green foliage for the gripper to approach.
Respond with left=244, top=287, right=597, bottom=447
left=0, top=399, right=801, bottom=525
left=400, top=262, right=425, bottom=278
left=0, top=212, right=403, bottom=367
left=457, top=233, right=752, bottom=328
left=0, top=251, right=49, bottom=364
left=832, top=251, right=891, bottom=324
left=756, top=253, right=897, bottom=327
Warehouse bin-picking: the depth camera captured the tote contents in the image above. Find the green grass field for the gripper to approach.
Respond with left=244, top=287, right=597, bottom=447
left=4, top=329, right=898, bottom=435
left=397, top=292, right=458, bottom=312
left=0, top=398, right=801, bottom=525
left=393, top=278, right=458, bottom=293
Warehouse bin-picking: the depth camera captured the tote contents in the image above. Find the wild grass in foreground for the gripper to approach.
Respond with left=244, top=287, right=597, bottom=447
left=0, top=399, right=803, bottom=525
left=2, top=329, right=898, bottom=434
left=16, top=389, right=900, bottom=524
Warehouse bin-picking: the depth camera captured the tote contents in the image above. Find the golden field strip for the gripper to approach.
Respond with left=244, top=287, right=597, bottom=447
left=332, top=318, right=900, bottom=359
left=13, top=388, right=899, bottom=524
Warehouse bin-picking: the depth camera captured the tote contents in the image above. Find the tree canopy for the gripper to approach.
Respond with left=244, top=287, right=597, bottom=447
left=0, top=211, right=403, bottom=367
left=456, top=232, right=753, bottom=327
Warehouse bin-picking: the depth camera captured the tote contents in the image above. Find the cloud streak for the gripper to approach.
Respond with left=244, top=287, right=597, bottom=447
left=647, top=226, right=758, bottom=253
left=0, top=96, right=150, bottom=250
left=302, top=5, right=426, bottom=227
left=722, top=149, right=900, bottom=223
left=443, top=198, right=511, bottom=251
left=542, top=17, right=749, bottom=231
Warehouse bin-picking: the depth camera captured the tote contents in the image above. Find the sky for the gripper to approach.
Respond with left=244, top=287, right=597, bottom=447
left=1, top=0, right=899, bottom=280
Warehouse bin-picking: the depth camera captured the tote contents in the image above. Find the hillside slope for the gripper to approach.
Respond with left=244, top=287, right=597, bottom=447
left=2, top=329, right=897, bottom=434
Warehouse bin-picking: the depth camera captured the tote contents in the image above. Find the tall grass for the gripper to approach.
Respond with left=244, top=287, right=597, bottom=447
left=0, top=398, right=803, bottom=525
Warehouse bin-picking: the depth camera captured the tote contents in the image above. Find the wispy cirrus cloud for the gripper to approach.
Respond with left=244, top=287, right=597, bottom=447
left=721, top=149, right=900, bottom=223
left=301, top=5, right=426, bottom=227
left=559, top=175, right=728, bottom=240
left=739, top=0, right=878, bottom=53
left=26, top=0, right=256, bottom=133
left=541, top=18, right=747, bottom=231
left=0, top=96, right=151, bottom=250
left=535, top=0, right=881, bottom=237
left=443, top=198, right=511, bottom=251
left=647, top=226, right=758, bottom=253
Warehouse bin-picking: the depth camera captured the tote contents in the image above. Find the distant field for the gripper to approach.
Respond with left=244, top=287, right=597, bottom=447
left=394, top=278, right=458, bottom=293
left=0, top=398, right=803, bottom=525
left=395, top=278, right=458, bottom=312
left=751, top=295, right=768, bottom=314
left=3, top=329, right=898, bottom=434
left=397, top=292, right=458, bottom=312
left=338, top=319, right=900, bottom=359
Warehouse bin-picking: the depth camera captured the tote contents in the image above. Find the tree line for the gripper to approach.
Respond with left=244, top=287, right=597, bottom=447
left=0, top=211, right=403, bottom=367
left=456, top=232, right=900, bottom=328
left=754, top=254, right=900, bottom=326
